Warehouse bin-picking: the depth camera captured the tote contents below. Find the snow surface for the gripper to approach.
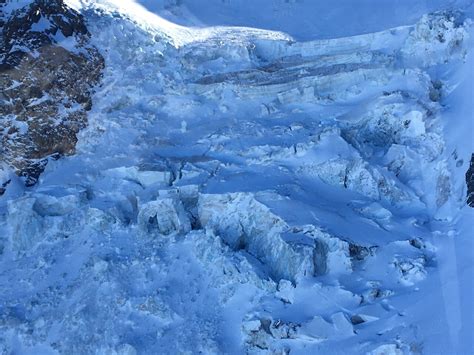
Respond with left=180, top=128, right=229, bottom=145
left=1, top=0, right=473, bottom=354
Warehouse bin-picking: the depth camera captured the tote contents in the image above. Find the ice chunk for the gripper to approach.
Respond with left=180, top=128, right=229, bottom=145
left=402, top=110, right=426, bottom=138
left=86, top=208, right=117, bottom=231
left=7, top=197, right=43, bottom=251
left=198, top=193, right=313, bottom=281
left=269, top=319, right=300, bottom=339
left=302, top=312, right=353, bottom=340
left=346, top=160, right=381, bottom=200
left=138, top=197, right=191, bottom=235
left=314, top=236, right=352, bottom=276
left=198, top=193, right=287, bottom=250
left=354, top=202, right=393, bottom=221
left=301, top=316, right=335, bottom=340
left=330, top=312, right=354, bottom=337
left=291, top=225, right=352, bottom=276
left=242, top=317, right=300, bottom=350
left=276, top=279, right=295, bottom=304
left=32, top=194, right=80, bottom=217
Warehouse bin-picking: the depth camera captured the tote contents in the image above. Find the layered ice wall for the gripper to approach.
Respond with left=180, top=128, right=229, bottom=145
left=0, top=0, right=473, bottom=354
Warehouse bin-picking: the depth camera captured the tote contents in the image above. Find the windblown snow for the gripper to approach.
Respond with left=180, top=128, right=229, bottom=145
left=0, top=0, right=473, bottom=354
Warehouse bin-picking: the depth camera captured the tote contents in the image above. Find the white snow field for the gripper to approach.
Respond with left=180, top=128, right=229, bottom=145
left=1, top=0, right=473, bottom=354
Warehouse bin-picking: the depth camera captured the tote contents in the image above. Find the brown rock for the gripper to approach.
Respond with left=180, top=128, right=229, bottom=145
left=0, top=0, right=104, bottom=186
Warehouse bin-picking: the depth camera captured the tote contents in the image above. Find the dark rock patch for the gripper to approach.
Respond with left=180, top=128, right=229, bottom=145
left=466, top=153, right=474, bottom=207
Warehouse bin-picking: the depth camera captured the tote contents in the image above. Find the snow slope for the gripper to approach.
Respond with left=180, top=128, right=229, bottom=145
left=0, top=0, right=473, bottom=354
left=133, top=0, right=466, bottom=41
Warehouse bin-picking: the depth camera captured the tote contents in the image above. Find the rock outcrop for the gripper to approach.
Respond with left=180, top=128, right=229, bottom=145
left=467, top=154, right=474, bottom=207
left=0, top=0, right=103, bottom=188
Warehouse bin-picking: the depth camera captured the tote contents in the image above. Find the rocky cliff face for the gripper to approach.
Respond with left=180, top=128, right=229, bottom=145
left=0, top=0, right=103, bottom=189
left=467, top=154, right=474, bottom=207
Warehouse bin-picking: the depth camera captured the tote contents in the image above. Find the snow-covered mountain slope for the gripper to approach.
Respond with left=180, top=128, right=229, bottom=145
left=0, top=0, right=473, bottom=354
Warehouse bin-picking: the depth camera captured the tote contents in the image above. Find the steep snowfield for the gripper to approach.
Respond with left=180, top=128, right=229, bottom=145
left=1, top=0, right=473, bottom=354
left=130, top=0, right=465, bottom=41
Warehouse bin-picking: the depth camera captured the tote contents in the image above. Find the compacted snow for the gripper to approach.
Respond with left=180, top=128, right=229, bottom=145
left=0, top=0, right=473, bottom=354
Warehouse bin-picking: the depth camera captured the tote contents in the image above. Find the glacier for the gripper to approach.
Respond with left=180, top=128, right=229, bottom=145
left=0, top=0, right=473, bottom=354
